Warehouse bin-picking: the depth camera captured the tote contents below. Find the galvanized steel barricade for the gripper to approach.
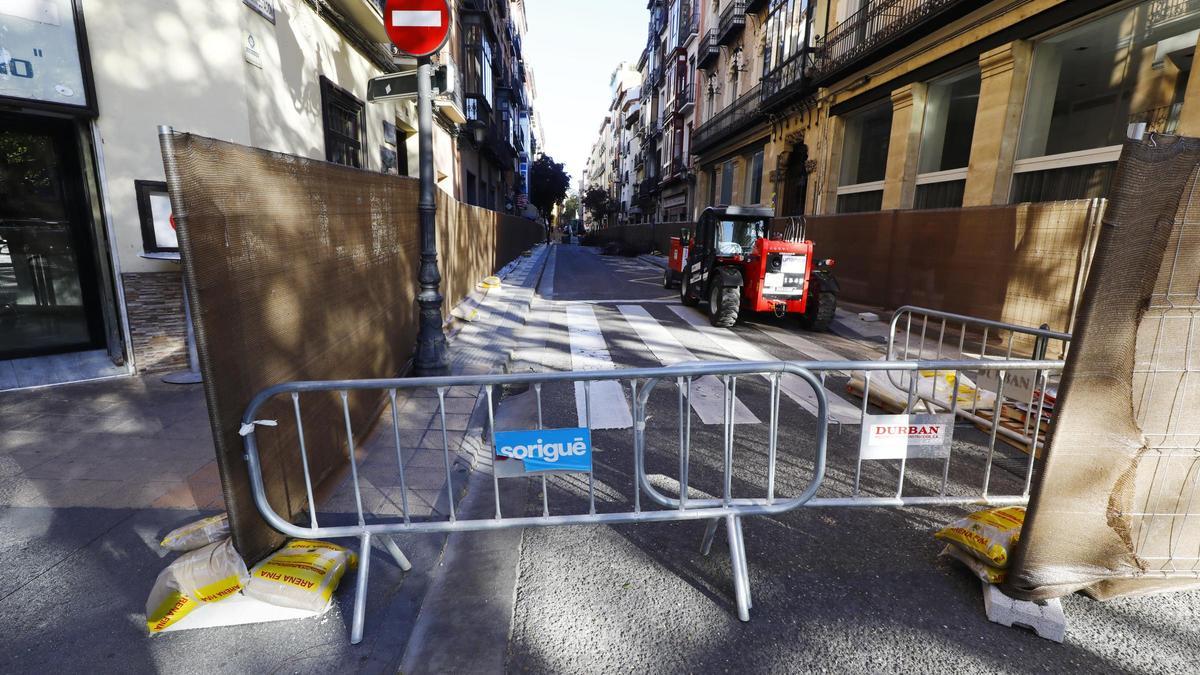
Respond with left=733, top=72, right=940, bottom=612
left=240, top=312, right=1068, bottom=644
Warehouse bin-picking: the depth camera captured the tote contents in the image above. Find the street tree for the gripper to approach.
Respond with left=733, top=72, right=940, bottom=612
left=561, top=193, right=580, bottom=223
left=582, top=187, right=612, bottom=225
left=529, top=155, right=571, bottom=224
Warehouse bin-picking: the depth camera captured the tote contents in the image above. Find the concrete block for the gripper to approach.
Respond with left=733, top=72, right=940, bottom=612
left=858, top=312, right=881, bottom=322
left=982, top=580, right=1067, bottom=642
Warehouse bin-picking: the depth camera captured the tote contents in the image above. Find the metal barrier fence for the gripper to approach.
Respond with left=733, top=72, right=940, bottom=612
left=886, top=306, right=1072, bottom=462
left=240, top=316, right=1066, bottom=643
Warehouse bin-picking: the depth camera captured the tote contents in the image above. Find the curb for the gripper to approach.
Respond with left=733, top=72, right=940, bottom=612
left=396, top=246, right=552, bottom=672
left=638, top=254, right=668, bottom=270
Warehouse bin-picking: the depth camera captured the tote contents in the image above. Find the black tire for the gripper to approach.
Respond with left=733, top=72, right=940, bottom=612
left=709, top=284, right=740, bottom=327
left=680, top=272, right=699, bottom=306
left=799, top=290, right=837, bottom=332
left=662, top=267, right=674, bottom=289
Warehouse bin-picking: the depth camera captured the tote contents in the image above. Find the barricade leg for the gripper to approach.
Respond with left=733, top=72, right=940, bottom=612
left=351, top=532, right=372, bottom=644
left=726, top=515, right=751, bottom=622
left=379, top=535, right=413, bottom=571
left=700, top=518, right=720, bottom=555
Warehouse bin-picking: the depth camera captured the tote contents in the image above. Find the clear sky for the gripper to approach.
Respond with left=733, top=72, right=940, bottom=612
left=523, top=0, right=650, bottom=192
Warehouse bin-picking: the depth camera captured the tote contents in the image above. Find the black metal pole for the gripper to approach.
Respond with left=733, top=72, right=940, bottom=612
left=414, top=55, right=449, bottom=376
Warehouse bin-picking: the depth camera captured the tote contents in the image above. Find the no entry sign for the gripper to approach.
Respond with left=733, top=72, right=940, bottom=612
left=385, top=0, right=451, bottom=57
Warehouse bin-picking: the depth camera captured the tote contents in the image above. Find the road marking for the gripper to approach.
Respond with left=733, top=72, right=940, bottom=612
left=629, top=275, right=662, bottom=287
left=754, top=323, right=852, bottom=373
left=667, top=305, right=863, bottom=424
left=617, top=305, right=760, bottom=425
left=566, top=305, right=633, bottom=430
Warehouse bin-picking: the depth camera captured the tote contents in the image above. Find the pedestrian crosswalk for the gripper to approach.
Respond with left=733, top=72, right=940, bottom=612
left=552, top=298, right=870, bottom=430
left=565, top=305, right=634, bottom=430
left=666, top=305, right=864, bottom=425
left=617, top=305, right=760, bottom=425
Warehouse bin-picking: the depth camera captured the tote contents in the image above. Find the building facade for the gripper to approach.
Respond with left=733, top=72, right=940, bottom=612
left=689, top=0, right=1200, bottom=220
left=0, top=0, right=539, bottom=389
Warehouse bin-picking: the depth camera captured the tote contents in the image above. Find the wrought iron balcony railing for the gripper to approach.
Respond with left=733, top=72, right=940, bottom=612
left=810, top=0, right=970, bottom=86
left=674, top=83, right=696, bottom=116
left=692, top=83, right=762, bottom=154
left=717, top=1, right=747, bottom=46
left=698, top=31, right=720, bottom=69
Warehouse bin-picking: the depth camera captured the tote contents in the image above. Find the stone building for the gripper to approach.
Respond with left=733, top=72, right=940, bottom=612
left=0, top=0, right=540, bottom=389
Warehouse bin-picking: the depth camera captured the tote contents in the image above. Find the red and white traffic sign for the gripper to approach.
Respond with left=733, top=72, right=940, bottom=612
left=385, top=0, right=451, bottom=58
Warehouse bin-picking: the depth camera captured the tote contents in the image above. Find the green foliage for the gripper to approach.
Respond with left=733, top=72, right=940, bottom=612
left=561, top=193, right=580, bottom=222
left=582, top=187, right=611, bottom=223
left=529, top=154, right=571, bottom=220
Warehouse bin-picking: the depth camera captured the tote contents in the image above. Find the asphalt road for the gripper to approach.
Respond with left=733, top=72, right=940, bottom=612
left=500, top=244, right=1200, bottom=674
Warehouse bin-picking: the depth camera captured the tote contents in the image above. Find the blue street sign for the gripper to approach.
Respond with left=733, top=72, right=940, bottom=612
left=495, top=427, right=592, bottom=473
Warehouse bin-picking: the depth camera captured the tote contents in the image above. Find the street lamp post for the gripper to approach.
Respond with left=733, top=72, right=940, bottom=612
left=414, top=54, right=449, bottom=376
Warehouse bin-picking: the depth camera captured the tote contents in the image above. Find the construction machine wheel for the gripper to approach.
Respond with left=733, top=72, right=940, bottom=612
left=799, top=290, right=837, bottom=332
left=709, top=284, right=741, bottom=327
left=680, top=272, right=698, bottom=306
left=662, top=267, right=675, bottom=289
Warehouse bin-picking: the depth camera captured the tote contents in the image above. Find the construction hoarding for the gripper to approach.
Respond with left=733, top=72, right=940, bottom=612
left=1007, top=137, right=1200, bottom=600
left=161, top=132, right=542, bottom=563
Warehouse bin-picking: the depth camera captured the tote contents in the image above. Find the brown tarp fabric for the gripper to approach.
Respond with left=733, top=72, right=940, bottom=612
left=160, top=132, right=543, bottom=563
left=802, top=201, right=1104, bottom=339
left=586, top=202, right=1103, bottom=345
left=1005, top=137, right=1200, bottom=601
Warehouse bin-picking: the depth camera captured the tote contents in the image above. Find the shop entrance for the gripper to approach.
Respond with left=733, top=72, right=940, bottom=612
left=0, top=112, right=105, bottom=359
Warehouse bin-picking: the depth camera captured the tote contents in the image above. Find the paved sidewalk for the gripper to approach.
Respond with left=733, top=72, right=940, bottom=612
left=0, top=244, right=551, bottom=673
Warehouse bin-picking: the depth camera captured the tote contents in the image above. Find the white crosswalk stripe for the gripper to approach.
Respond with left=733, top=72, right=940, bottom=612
left=566, top=305, right=634, bottom=430
left=754, top=323, right=853, bottom=374
left=667, top=305, right=864, bottom=424
left=617, top=305, right=760, bottom=425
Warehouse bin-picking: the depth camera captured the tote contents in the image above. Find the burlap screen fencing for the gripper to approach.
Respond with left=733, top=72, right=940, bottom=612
left=802, top=200, right=1105, bottom=346
left=160, top=132, right=543, bottom=563
left=1006, top=137, right=1200, bottom=600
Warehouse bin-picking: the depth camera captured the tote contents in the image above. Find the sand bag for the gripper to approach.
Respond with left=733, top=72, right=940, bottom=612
left=244, top=539, right=356, bottom=612
left=940, top=544, right=1007, bottom=584
left=160, top=514, right=230, bottom=552
left=935, top=506, right=1025, bottom=568
left=145, top=539, right=249, bottom=634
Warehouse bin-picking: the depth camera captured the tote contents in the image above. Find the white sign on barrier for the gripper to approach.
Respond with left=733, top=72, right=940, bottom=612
left=975, top=367, right=1037, bottom=402
left=859, top=414, right=955, bottom=460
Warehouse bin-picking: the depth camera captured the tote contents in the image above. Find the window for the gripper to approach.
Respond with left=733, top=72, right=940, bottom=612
left=763, top=0, right=811, bottom=76
left=837, top=100, right=891, bottom=213
left=719, top=159, right=735, bottom=204
left=321, top=77, right=365, bottom=168
left=746, top=150, right=764, bottom=204
left=915, top=67, right=980, bottom=209
left=464, top=21, right=494, bottom=107
left=1013, top=1, right=1200, bottom=202
left=715, top=219, right=765, bottom=256
left=466, top=171, right=478, bottom=206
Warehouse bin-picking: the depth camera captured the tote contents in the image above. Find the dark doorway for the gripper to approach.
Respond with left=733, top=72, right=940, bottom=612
left=0, top=113, right=105, bottom=359
left=781, top=143, right=809, bottom=216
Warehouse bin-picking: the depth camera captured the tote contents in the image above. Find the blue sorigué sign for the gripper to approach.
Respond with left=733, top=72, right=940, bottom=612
left=495, top=427, right=592, bottom=473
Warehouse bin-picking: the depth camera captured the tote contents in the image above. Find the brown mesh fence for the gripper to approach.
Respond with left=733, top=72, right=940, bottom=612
left=585, top=222, right=692, bottom=254
left=802, top=200, right=1104, bottom=342
left=1006, top=137, right=1200, bottom=601
left=160, top=131, right=543, bottom=563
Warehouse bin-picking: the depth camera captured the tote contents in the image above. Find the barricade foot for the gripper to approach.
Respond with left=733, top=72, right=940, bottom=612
left=725, top=515, right=751, bottom=622
left=700, top=518, right=720, bottom=556
left=379, top=534, right=413, bottom=571
left=351, top=532, right=372, bottom=645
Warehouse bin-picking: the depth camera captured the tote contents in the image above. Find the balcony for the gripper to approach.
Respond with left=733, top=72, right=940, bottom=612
left=691, top=83, right=763, bottom=155
left=697, top=31, right=720, bottom=70
left=647, top=67, right=663, bottom=90
left=681, top=2, right=700, bottom=42
left=1150, top=0, right=1200, bottom=27
left=810, top=0, right=975, bottom=86
left=760, top=47, right=815, bottom=112
left=673, top=83, right=695, bottom=117
left=717, top=1, right=747, bottom=46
